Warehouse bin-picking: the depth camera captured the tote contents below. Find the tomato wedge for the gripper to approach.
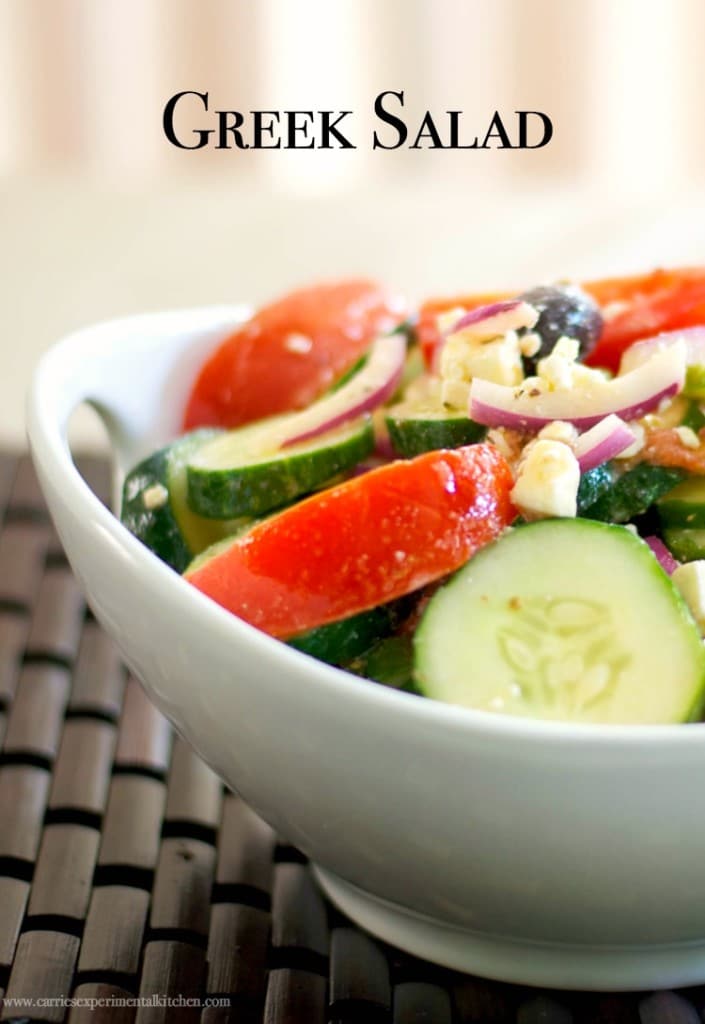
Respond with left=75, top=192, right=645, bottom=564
left=185, top=443, right=515, bottom=639
left=184, top=279, right=407, bottom=430
left=583, top=268, right=705, bottom=372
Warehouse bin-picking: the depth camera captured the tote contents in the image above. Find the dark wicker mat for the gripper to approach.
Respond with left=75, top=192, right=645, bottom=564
left=0, top=453, right=702, bottom=1023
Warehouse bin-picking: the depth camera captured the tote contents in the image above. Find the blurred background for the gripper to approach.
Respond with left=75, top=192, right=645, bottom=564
left=3, top=0, right=705, bottom=446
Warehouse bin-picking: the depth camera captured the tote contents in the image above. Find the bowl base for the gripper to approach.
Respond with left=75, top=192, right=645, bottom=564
left=313, top=864, right=705, bottom=991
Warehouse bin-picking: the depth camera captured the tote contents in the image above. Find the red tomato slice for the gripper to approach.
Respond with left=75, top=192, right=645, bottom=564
left=183, top=279, right=407, bottom=430
left=185, top=443, right=515, bottom=639
left=583, top=268, right=705, bottom=371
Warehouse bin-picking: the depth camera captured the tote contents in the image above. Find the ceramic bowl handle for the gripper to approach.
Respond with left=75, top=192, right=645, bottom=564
left=27, top=306, right=247, bottom=508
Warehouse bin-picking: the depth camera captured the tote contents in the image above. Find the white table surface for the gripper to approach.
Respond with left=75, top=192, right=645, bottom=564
left=4, top=176, right=705, bottom=450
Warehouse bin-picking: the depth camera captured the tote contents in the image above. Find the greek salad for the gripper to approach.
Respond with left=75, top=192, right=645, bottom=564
left=121, top=271, right=705, bottom=724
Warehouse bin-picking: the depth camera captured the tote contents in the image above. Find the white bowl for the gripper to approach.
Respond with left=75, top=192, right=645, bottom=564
left=26, top=307, right=705, bottom=991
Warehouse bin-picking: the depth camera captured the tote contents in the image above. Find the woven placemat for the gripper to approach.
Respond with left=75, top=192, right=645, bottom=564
left=0, top=453, right=702, bottom=1024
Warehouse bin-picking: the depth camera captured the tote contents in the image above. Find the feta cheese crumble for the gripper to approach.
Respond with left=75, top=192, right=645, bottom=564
left=142, top=483, right=169, bottom=510
left=535, top=335, right=608, bottom=394
left=510, top=439, right=580, bottom=520
left=284, top=333, right=313, bottom=354
left=439, top=329, right=525, bottom=407
left=537, top=420, right=579, bottom=446
left=437, top=301, right=540, bottom=407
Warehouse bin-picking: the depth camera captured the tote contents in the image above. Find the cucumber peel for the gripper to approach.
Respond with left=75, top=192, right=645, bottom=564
left=580, top=463, right=685, bottom=523
left=576, top=463, right=614, bottom=515
left=288, top=601, right=406, bottom=666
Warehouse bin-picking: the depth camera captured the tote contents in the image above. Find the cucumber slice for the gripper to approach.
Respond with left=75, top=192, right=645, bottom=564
left=663, top=527, right=705, bottom=563
left=348, top=634, right=418, bottom=692
left=576, top=463, right=614, bottom=514
left=580, top=463, right=685, bottom=523
left=121, top=430, right=245, bottom=572
left=658, top=477, right=705, bottom=528
left=288, top=601, right=406, bottom=666
left=187, top=417, right=374, bottom=519
left=385, top=370, right=486, bottom=457
left=414, top=519, right=705, bottom=723
left=386, top=409, right=486, bottom=457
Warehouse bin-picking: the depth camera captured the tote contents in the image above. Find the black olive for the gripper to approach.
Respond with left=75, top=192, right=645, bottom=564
left=519, top=284, right=603, bottom=375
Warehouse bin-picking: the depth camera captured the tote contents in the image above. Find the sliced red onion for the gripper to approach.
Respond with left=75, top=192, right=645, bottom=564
left=448, top=299, right=537, bottom=338
left=620, top=326, right=705, bottom=375
left=574, top=414, right=635, bottom=472
left=469, top=342, right=686, bottom=431
left=283, top=333, right=406, bottom=446
left=643, top=535, right=679, bottom=575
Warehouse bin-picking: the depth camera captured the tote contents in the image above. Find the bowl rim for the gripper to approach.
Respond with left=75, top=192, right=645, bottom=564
left=27, top=304, right=705, bottom=750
